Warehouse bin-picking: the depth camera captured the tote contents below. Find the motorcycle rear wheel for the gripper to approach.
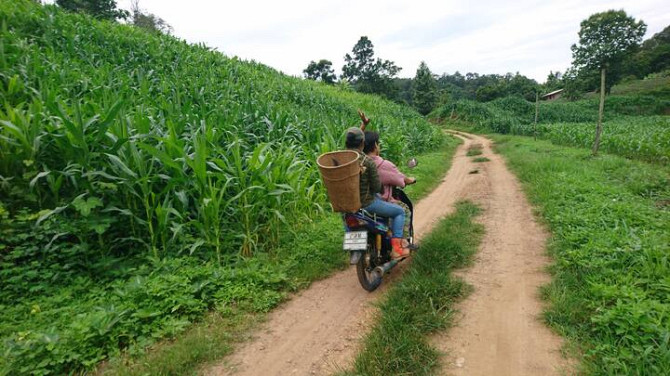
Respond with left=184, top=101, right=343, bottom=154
left=356, top=238, right=383, bottom=292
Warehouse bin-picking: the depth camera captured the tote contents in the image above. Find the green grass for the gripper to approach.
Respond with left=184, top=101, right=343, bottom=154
left=492, top=135, right=670, bottom=375
left=340, top=202, right=484, bottom=376
left=534, top=116, right=669, bottom=163
left=466, top=148, right=483, bottom=157
left=473, top=157, right=490, bottom=162
left=94, top=142, right=460, bottom=375
left=101, top=310, right=262, bottom=376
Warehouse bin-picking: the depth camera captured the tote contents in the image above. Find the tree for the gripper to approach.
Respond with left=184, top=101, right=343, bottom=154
left=393, top=78, right=413, bottom=105
left=628, top=25, right=670, bottom=78
left=341, top=36, right=401, bottom=99
left=507, top=73, right=540, bottom=101
left=543, top=71, right=563, bottom=93
left=303, top=59, right=337, bottom=84
left=56, top=0, right=129, bottom=21
left=437, top=73, right=466, bottom=101
left=130, top=0, right=172, bottom=34
left=475, top=83, right=505, bottom=101
left=561, top=67, right=586, bottom=100
left=412, top=62, right=438, bottom=115
left=571, top=10, right=646, bottom=155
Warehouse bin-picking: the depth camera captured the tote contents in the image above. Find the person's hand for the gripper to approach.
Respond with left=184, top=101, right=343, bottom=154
left=358, top=109, right=370, bottom=130
left=405, top=177, right=417, bottom=185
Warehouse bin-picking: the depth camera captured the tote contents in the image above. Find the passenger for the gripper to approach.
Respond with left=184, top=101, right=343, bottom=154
left=344, top=126, right=411, bottom=259
left=363, top=130, right=416, bottom=246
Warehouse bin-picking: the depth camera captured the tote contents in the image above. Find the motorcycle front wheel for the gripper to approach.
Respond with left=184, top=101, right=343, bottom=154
left=356, top=237, right=383, bottom=292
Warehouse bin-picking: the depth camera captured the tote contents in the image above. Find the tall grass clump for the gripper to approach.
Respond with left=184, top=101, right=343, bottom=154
left=0, top=0, right=447, bottom=374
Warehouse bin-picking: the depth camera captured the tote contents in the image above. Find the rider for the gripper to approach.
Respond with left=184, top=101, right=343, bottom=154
left=345, top=116, right=411, bottom=259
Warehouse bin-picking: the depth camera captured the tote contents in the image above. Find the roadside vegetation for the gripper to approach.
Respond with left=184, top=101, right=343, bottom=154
left=492, top=136, right=669, bottom=374
left=0, top=1, right=450, bottom=374
left=340, top=202, right=484, bottom=376
left=430, top=89, right=670, bottom=164
left=99, top=141, right=459, bottom=375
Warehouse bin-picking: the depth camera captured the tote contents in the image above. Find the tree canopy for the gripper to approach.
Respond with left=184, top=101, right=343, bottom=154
left=571, top=10, right=646, bottom=74
left=130, top=0, right=172, bottom=34
left=412, top=62, right=438, bottom=115
left=627, top=25, right=670, bottom=78
left=56, top=0, right=128, bottom=21
left=341, top=36, right=401, bottom=99
left=303, top=59, right=337, bottom=84
left=543, top=71, right=562, bottom=93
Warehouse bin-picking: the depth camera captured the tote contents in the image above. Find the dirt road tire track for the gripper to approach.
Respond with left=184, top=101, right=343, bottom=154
left=434, top=131, right=571, bottom=375
left=205, top=131, right=569, bottom=375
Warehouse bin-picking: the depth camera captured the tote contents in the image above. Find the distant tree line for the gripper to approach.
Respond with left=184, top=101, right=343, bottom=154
left=305, top=16, right=668, bottom=115
left=303, top=36, right=546, bottom=115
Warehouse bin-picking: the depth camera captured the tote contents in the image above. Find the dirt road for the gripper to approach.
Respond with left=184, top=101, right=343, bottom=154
left=432, top=131, right=571, bottom=375
left=205, top=131, right=569, bottom=376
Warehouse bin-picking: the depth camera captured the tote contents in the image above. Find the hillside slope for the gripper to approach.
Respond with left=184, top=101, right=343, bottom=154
left=1, top=0, right=441, bottom=259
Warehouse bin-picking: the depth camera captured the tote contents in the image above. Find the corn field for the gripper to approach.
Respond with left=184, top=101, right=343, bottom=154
left=0, top=0, right=443, bottom=261
left=434, top=96, right=670, bottom=163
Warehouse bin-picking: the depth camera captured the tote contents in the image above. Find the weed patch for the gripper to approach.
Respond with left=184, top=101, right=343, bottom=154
left=466, top=144, right=483, bottom=156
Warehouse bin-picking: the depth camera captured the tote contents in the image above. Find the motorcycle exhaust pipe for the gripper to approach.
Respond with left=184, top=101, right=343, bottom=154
left=373, top=258, right=402, bottom=276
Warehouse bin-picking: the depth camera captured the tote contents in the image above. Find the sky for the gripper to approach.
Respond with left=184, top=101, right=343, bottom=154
left=111, top=1, right=668, bottom=83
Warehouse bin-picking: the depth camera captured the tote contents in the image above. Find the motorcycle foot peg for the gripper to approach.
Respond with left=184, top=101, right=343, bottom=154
left=349, top=251, right=362, bottom=265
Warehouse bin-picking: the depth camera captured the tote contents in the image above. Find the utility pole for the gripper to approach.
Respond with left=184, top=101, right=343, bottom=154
left=534, top=92, right=539, bottom=141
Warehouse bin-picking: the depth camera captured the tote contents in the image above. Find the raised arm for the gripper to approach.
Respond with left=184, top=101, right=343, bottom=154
left=358, top=109, right=370, bottom=131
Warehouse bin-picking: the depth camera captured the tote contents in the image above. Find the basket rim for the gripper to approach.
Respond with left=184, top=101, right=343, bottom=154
left=316, top=150, right=360, bottom=169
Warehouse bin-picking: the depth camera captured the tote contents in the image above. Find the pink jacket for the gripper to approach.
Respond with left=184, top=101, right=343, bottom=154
left=370, top=155, right=406, bottom=202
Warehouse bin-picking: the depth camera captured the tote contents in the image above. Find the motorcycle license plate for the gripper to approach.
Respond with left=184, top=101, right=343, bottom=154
left=343, top=231, right=367, bottom=251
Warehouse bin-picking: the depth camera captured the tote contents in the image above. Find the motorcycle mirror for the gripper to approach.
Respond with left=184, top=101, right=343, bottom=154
left=407, top=158, right=418, bottom=168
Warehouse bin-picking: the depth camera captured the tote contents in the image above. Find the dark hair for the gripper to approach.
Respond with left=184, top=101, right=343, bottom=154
left=363, top=131, right=379, bottom=154
left=345, top=130, right=364, bottom=149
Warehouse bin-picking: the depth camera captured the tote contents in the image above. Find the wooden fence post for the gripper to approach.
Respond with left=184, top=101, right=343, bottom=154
left=534, top=92, right=539, bottom=141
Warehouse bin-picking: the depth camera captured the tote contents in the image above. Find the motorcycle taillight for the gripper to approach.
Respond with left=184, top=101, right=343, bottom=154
left=344, top=214, right=365, bottom=229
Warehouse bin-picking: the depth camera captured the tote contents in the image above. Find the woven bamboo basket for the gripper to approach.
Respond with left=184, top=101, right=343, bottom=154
left=317, top=150, right=361, bottom=213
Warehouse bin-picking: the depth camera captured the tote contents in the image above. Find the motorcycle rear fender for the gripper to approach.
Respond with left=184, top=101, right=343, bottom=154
left=343, top=212, right=389, bottom=234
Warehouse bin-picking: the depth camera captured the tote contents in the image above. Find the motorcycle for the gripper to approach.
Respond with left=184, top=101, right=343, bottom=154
left=342, top=159, right=417, bottom=292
